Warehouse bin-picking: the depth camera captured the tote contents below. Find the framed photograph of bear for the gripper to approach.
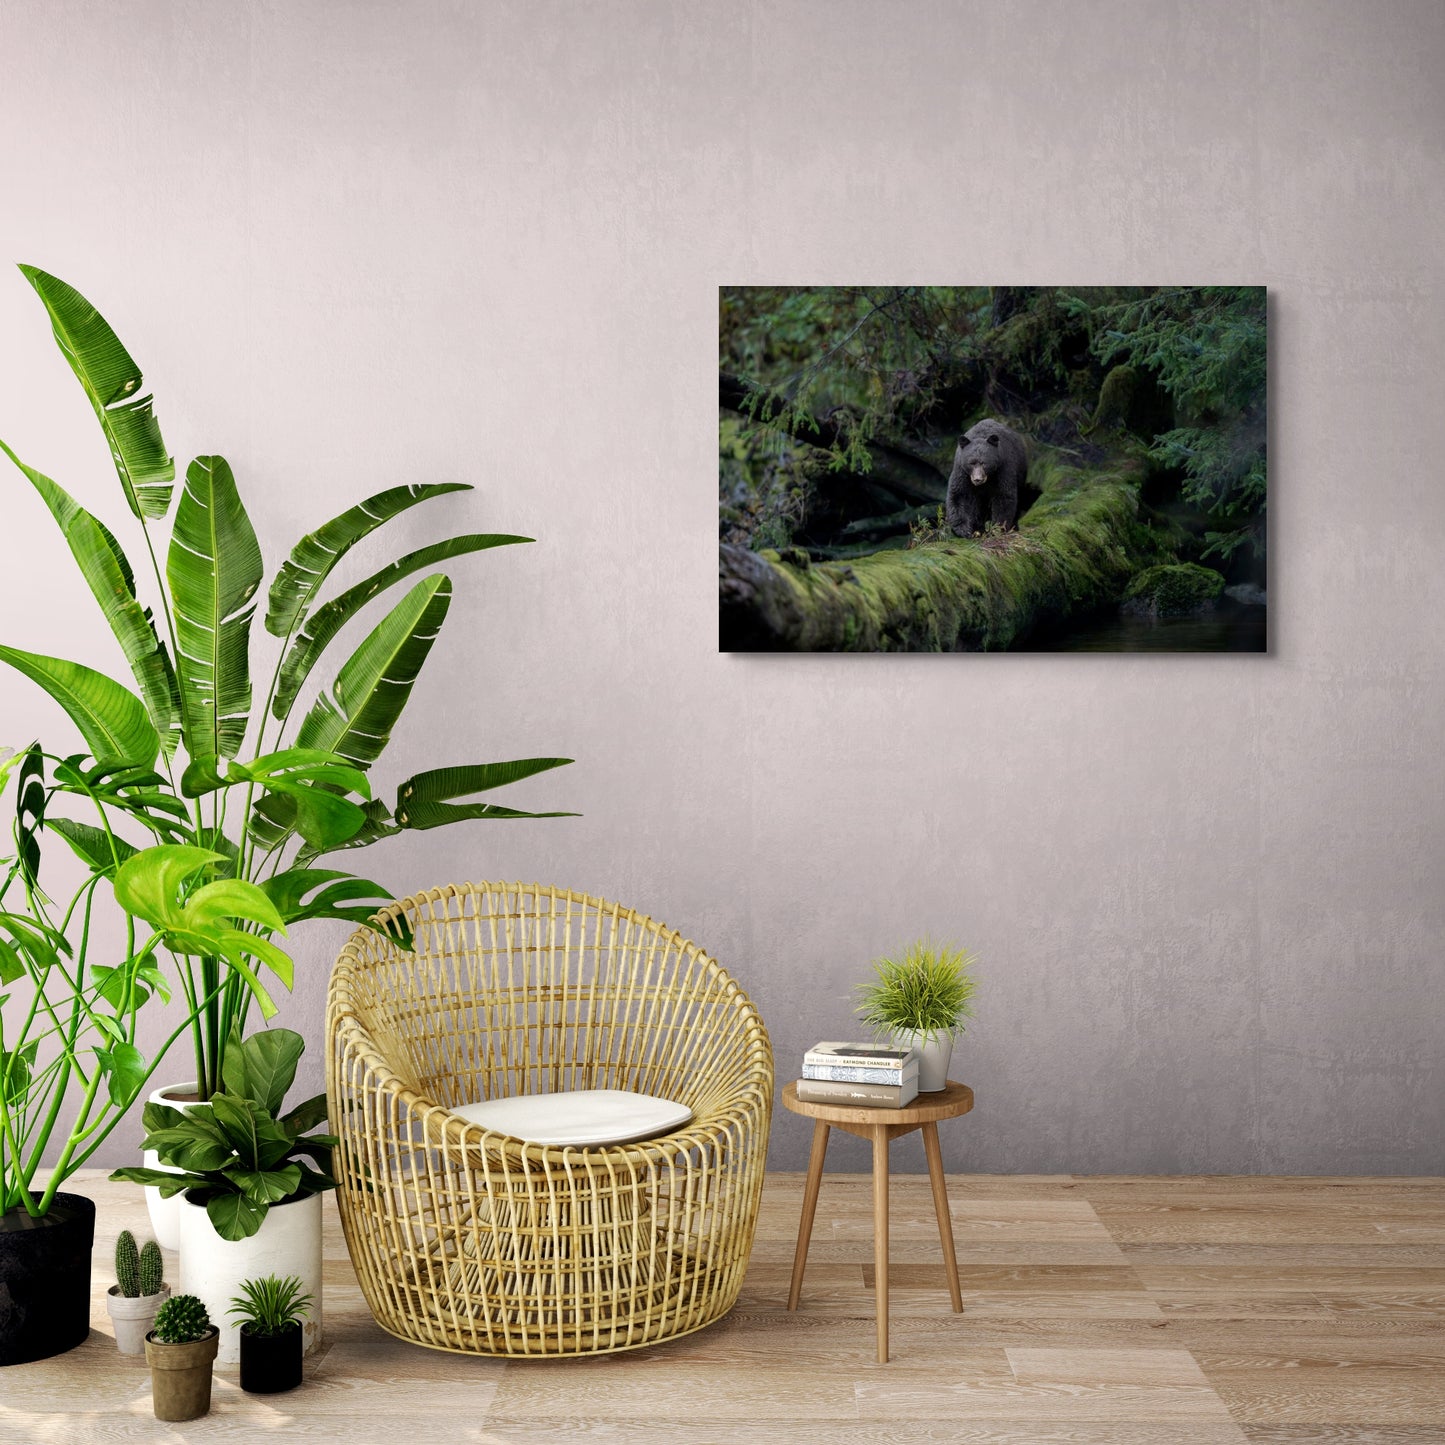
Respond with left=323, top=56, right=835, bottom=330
left=719, top=286, right=1266, bottom=652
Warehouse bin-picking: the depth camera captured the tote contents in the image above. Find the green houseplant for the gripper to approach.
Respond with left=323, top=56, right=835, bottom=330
left=0, top=741, right=288, bottom=1365
left=111, top=1024, right=335, bottom=1363
left=228, top=1273, right=314, bottom=1393
left=0, top=263, right=575, bottom=1109
left=106, top=1228, right=169, bottom=1355
left=111, top=1026, right=336, bottom=1241
left=145, top=1293, right=218, bottom=1422
left=855, top=939, right=979, bottom=1092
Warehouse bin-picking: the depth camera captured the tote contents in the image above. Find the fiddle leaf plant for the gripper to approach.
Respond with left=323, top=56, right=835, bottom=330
left=111, top=1026, right=337, bottom=1241
left=1, top=265, right=575, bottom=1100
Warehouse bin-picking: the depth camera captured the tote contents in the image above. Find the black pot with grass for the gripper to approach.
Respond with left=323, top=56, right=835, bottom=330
left=229, top=1274, right=314, bottom=1394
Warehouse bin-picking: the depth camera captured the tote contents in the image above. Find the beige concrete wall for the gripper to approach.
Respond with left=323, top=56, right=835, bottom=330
left=0, top=0, right=1440, bottom=1172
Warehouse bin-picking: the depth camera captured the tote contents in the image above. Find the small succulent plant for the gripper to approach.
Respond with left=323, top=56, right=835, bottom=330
left=117, top=1231, right=167, bottom=1298
left=151, top=1294, right=212, bottom=1345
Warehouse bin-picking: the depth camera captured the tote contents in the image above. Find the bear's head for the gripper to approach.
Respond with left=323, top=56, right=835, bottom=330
left=957, top=429, right=1004, bottom=487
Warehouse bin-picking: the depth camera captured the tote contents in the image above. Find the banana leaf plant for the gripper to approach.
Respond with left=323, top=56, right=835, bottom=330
left=1, top=266, right=574, bottom=1101
left=111, top=1026, right=335, bottom=1241
left=1, top=746, right=290, bottom=1217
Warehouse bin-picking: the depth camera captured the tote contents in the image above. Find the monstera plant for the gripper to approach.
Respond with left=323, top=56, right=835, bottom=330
left=0, top=266, right=573, bottom=1100
left=0, top=740, right=295, bottom=1363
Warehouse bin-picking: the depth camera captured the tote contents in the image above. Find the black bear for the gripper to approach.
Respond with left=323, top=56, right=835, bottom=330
left=945, top=418, right=1029, bottom=536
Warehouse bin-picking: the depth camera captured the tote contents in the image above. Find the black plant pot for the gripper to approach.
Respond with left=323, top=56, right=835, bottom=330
left=239, top=1321, right=303, bottom=1393
left=0, top=1192, right=95, bottom=1366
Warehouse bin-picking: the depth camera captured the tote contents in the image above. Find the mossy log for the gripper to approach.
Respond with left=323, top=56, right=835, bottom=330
left=719, top=449, right=1165, bottom=651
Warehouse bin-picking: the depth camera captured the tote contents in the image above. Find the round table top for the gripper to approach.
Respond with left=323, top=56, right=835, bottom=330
left=782, top=1078, right=974, bottom=1126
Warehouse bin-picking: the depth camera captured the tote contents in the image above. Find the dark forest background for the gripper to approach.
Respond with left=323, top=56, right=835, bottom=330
left=719, top=286, right=1267, bottom=592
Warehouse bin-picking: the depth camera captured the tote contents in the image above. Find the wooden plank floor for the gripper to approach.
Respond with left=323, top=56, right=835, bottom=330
left=2, top=1170, right=1442, bottom=1442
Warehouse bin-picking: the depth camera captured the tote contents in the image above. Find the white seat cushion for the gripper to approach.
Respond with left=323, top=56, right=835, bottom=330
left=450, top=1088, right=692, bottom=1147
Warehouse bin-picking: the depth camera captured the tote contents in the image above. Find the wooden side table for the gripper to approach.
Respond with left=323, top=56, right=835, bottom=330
left=781, top=1078, right=975, bottom=1363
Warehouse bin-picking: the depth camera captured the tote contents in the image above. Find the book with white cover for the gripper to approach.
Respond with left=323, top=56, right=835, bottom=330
left=803, top=1041, right=919, bottom=1070
left=802, top=1060, right=919, bottom=1084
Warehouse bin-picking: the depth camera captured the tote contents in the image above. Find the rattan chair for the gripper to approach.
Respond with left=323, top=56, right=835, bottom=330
left=326, top=881, right=774, bottom=1357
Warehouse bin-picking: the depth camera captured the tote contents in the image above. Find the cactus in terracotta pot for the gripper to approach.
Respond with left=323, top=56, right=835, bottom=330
left=145, top=1294, right=218, bottom=1422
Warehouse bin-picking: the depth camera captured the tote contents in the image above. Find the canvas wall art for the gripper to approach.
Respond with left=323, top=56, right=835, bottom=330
left=718, top=286, right=1267, bottom=652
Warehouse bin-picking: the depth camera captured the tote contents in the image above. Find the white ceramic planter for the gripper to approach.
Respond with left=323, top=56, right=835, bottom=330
left=178, top=1191, right=323, bottom=1364
left=143, top=1082, right=210, bottom=1251
left=898, top=1031, right=954, bottom=1092
left=106, top=1283, right=170, bottom=1355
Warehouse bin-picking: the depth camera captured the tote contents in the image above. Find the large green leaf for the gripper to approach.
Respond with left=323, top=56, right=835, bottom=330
left=397, top=758, right=573, bottom=805
left=167, top=455, right=262, bottom=759
left=94, top=1040, right=147, bottom=1109
left=261, top=868, right=396, bottom=929
left=205, top=1191, right=265, bottom=1241
left=393, top=757, right=576, bottom=829
left=0, top=645, right=159, bottom=768
left=265, top=482, right=471, bottom=639
left=19, top=265, right=175, bottom=520
left=209, top=1092, right=294, bottom=1170
left=113, top=845, right=225, bottom=930
left=272, top=533, right=529, bottom=718
left=219, top=1026, right=303, bottom=1116
left=1, top=439, right=181, bottom=755
left=230, top=1164, right=301, bottom=1209
left=295, top=574, right=452, bottom=770
left=49, top=817, right=139, bottom=877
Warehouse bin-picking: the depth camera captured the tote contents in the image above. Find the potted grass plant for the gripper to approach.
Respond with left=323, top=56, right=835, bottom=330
left=229, top=1273, right=315, bottom=1393
left=855, top=939, right=979, bottom=1092
left=145, top=1293, right=218, bottom=1421
left=1, top=265, right=575, bottom=1245
left=106, top=1229, right=169, bottom=1355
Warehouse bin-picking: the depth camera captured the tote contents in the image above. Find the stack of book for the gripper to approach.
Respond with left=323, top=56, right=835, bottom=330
left=797, top=1041, right=920, bottom=1108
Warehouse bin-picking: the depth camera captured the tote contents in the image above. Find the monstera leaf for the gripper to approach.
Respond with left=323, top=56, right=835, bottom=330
left=112, top=846, right=291, bottom=1017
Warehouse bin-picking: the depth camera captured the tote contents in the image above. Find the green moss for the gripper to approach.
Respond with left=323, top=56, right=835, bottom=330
left=749, top=441, right=1170, bottom=650
left=1123, top=563, right=1225, bottom=617
left=1087, top=364, right=1138, bottom=434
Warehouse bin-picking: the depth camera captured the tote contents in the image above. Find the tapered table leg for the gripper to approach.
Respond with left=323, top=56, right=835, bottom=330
left=922, top=1120, right=963, bottom=1312
left=788, top=1120, right=830, bottom=1310
left=872, top=1122, right=889, bottom=1363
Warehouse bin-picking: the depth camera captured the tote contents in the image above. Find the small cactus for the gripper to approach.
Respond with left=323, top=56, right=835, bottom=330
left=152, top=1294, right=211, bottom=1345
left=115, top=1229, right=141, bottom=1298
left=139, top=1239, right=164, bottom=1297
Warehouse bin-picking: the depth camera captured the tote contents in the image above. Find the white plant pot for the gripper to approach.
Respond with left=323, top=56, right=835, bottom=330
left=178, top=1190, right=323, bottom=1364
left=898, top=1031, right=954, bottom=1093
left=106, top=1283, right=170, bottom=1355
left=143, top=1082, right=210, bottom=1251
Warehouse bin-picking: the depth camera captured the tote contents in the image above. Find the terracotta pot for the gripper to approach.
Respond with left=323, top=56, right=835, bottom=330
left=0, top=1192, right=94, bottom=1366
left=240, top=1320, right=303, bottom=1393
left=145, top=1325, right=219, bottom=1421
left=106, top=1282, right=171, bottom=1355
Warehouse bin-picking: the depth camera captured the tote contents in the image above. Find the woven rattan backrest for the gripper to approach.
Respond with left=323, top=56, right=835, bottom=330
left=339, top=882, right=758, bottom=1113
